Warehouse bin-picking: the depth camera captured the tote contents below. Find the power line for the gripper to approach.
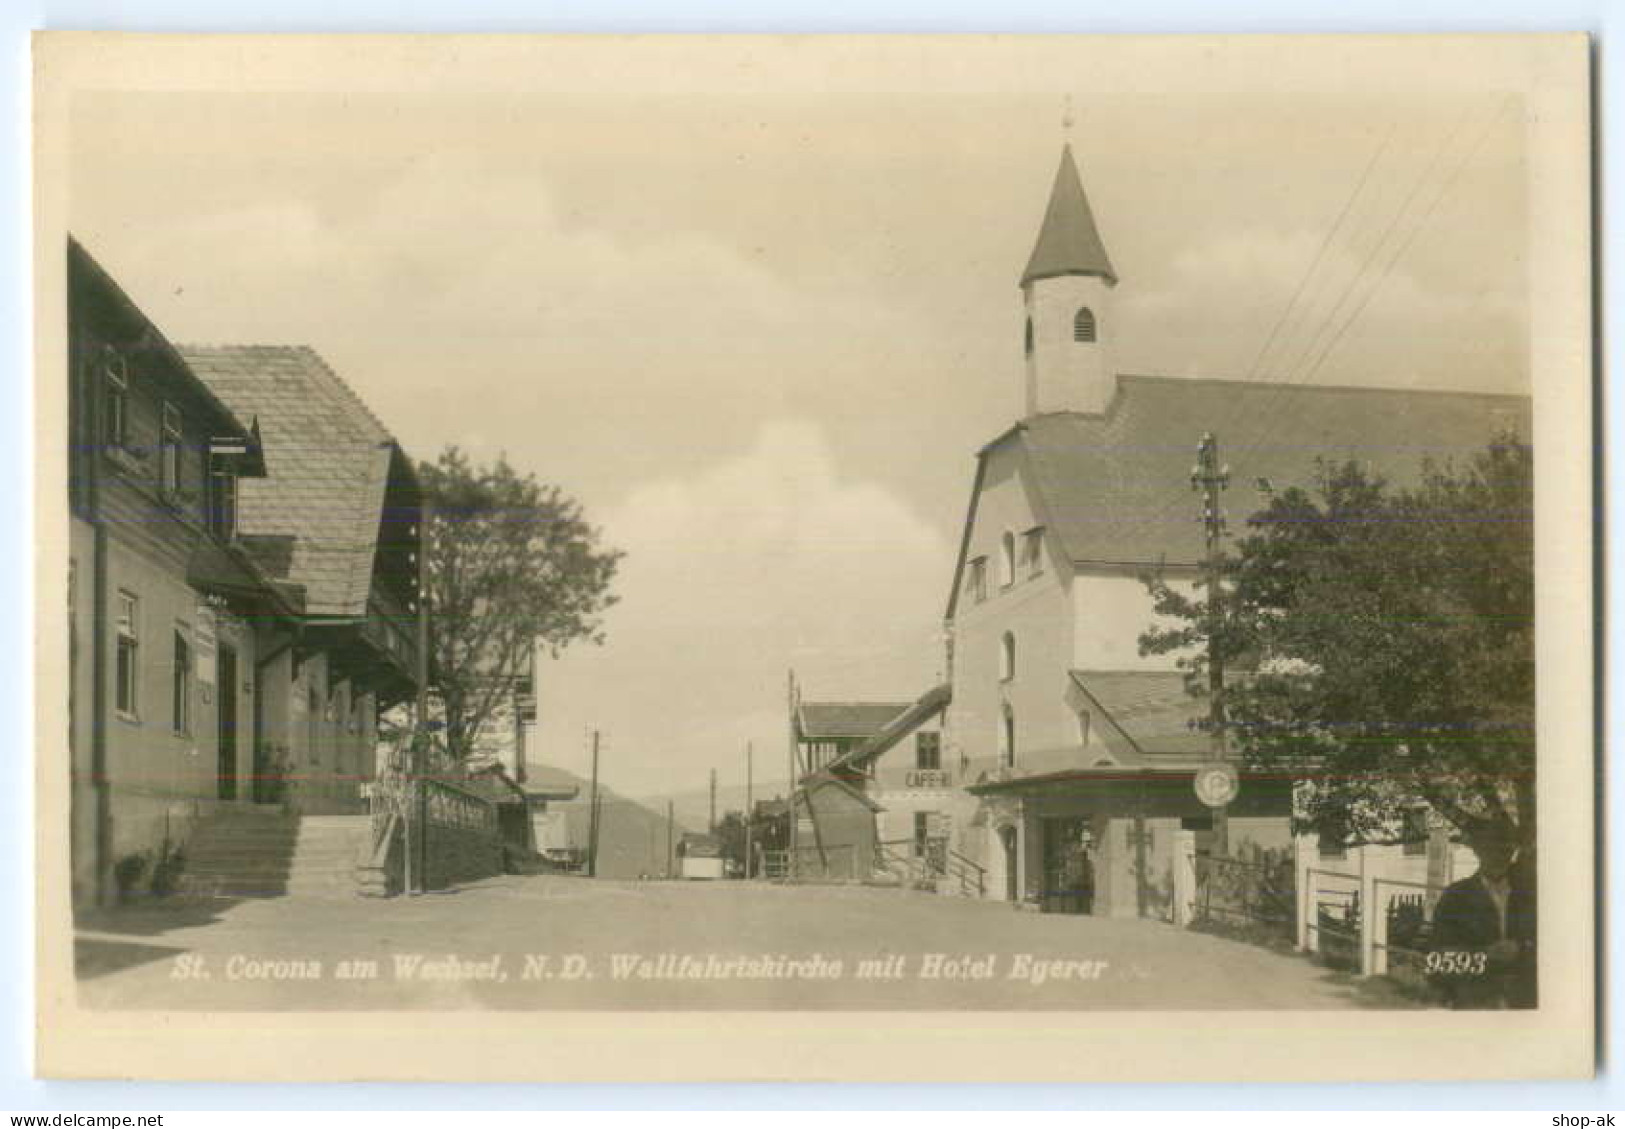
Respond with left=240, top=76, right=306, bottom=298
left=1117, top=120, right=1412, bottom=544
left=1228, top=101, right=1505, bottom=476
left=1239, top=123, right=1398, bottom=385
left=1285, top=97, right=1517, bottom=394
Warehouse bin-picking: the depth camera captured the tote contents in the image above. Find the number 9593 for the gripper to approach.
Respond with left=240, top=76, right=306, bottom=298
left=1426, top=950, right=1487, bottom=975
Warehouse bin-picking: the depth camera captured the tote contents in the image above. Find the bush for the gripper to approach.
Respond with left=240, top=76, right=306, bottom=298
left=150, top=839, right=187, bottom=898
left=112, top=852, right=150, bottom=902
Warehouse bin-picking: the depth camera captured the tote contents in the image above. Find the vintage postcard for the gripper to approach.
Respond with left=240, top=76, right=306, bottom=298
left=33, top=33, right=1593, bottom=1081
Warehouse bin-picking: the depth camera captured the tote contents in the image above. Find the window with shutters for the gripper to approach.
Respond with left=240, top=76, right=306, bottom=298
left=1073, top=307, right=1097, bottom=343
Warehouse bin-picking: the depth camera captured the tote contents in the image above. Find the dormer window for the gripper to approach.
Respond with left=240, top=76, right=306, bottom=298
left=1022, top=527, right=1045, bottom=578
left=999, top=531, right=1016, bottom=589
left=967, top=557, right=988, bottom=604
left=1073, top=307, right=1097, bottom=343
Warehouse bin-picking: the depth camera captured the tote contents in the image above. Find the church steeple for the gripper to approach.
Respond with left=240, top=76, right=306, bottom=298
left=1021, top=145, right=1117, bottom=288
left=1020, top=144, right=1119, bottom=417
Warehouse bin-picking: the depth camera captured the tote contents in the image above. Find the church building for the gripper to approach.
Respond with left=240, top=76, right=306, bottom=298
left=941, top=144, right=1531, bottom=920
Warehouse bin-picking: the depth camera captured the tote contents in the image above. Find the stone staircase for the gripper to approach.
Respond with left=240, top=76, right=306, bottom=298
left=182, top=805, right=371, bottom=900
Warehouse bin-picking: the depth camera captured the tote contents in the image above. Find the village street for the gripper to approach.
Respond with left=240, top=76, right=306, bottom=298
left=74, top=876, right=1397, bottom=1012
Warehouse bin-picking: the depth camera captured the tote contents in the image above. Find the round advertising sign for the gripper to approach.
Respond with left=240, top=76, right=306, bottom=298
left=1194, top=762, right=1240, bottom=808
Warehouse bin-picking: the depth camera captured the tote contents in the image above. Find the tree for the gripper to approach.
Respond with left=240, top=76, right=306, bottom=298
left=1140, top=437, right=1534, bottom=863
left=420, top=446, right=623, bottom=760
left=713, top=810, right=748, bottom=872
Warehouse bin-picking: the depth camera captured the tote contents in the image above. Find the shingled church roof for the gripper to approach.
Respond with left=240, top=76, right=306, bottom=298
left=1020, top=144, right=1118, bottom=288
left=949, top=373, right=1529, bottom=617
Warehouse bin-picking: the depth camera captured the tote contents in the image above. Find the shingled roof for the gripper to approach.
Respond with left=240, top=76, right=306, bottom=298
left=796, top=701, right=913, bottom=741
left=180, top=345, right=407, bottom=618
left=827, top=683, right=951, bottom=773
left=1021, top=144, right=1117, bottom=288
left=1069, top=670, right=1210, bottom=759
left=949, top=374, right=1529, bottom=617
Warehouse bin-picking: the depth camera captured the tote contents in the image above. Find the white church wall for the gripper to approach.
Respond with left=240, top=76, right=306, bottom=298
left=947, top=443, right=1080, bottom=777
left=1023, top=273, right=1115, bottom=416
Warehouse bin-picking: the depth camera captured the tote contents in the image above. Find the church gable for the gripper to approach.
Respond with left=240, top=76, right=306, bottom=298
left=945, top=432, right=1069, bottom=621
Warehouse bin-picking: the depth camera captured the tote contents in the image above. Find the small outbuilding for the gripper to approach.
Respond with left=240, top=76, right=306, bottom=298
left=676, top=833, right=726, bottom=880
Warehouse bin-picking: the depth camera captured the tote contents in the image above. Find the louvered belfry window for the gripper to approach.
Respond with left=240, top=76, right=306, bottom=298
left=1073, top=307, right=1097, bottom=343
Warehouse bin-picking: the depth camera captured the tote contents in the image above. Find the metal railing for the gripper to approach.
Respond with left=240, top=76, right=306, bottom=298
left=1369, top=874, right=1443, bottom=979
left=421, top=776, right=497, bottom=832
left=946, top=848, right=987, bottom=899
left=1195, top=853, right=1295, bottom=940
left=1303, top=866, right=1362, bottom=969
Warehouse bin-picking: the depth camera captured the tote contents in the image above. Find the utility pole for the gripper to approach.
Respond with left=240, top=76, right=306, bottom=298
left=591, top=791, right=603, bottom=877
left=744, top=741, right=754, bottom=880
left=1191, top=431, right=1231, bottom=858
left=709, top=768, right=717, bottom=835
left=586, top=729, right=601, bottom=878
left=666, top=798, right=675, bottom=880
left=786, top=670, right=799, bottom=881
left=410, top=493, right=433, bottom=896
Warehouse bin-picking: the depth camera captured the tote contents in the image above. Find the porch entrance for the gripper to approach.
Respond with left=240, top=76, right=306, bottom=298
left=217, top=644, right=238, bottom=800
left=1041, top=816, right=1094, bottom=915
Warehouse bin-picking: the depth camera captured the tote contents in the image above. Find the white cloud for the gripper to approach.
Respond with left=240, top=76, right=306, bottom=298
left=1118, top=224, right=1525, bottom=391
left=535, top=419, right=953, bottom=791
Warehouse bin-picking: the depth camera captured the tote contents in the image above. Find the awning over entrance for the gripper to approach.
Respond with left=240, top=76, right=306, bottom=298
left=967, top=766, right=1206, bottom=797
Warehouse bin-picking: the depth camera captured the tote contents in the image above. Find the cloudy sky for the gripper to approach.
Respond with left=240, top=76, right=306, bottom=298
left=67, top=81, right=1527, bottom=800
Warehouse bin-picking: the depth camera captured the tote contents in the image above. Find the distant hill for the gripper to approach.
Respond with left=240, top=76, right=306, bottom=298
left=629, top=779, right=793, bottom=837
left=533, top=766, right=699, bottom=879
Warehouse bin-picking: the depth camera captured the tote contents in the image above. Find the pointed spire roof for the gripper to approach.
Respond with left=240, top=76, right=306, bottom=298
left=1021, top=144, right=1117, bottom=288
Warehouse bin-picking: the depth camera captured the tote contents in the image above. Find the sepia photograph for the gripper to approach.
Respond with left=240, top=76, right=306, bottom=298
left=31, top=32, right=1593, bottom=1082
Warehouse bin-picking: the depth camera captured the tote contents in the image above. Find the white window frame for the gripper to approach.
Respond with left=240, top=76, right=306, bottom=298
left=160, top=402, right=183, bottom=496
left=114, top=590, right=140, bottom=720
left=915, top=730, right=941, bottom=771
left=102, top=348, right=129, bottom=450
